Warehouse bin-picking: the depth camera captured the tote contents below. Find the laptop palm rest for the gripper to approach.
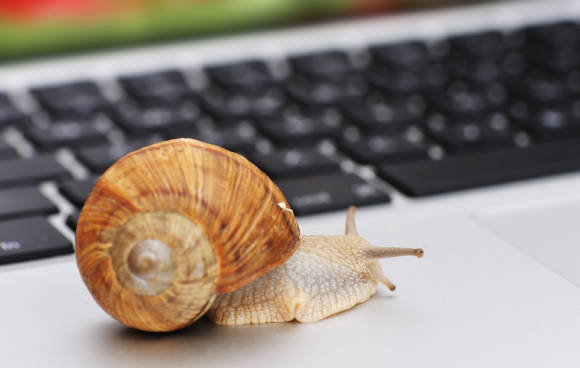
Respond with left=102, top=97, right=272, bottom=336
left=477, top=198, right=580, bottom=288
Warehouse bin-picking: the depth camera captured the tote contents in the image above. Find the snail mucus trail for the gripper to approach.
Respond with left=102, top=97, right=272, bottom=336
left=75, top=138, right=423, bottom=332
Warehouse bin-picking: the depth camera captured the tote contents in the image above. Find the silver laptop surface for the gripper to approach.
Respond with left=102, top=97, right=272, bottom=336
left=1, top=0, right=579, bottom=366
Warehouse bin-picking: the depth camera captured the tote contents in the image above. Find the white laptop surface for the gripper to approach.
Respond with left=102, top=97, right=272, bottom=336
left=1, top=0, right=580, bottom=367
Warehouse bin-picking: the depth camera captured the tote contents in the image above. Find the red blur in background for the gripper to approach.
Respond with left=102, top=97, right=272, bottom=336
left=0, top=0, right=126, bottom=21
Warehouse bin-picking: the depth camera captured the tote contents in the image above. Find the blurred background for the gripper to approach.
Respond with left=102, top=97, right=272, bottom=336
left=0, top=0, right=485, bottom=60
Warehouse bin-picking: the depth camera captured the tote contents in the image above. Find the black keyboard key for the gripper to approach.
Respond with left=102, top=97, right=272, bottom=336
left=66, top=212, right=79, bottom=231
left=258, top=108, right=344, bottom=144
left=509, top=70, right=570, bottom=104
left=371, top=41, right=434, bottom=72
left=373, top=40, right=448, bottom=69
left=444, top=49, right=506, bottom=84
left=341, top=94, right=425, bottom=132
left=76, top=139, right=158, bottom=173
left=30, top=81, right=109, bottom=118
left=169, top=123, right=256, bottom=155
left=0, top=93, right=26, bottom=128
left=0, top=155, right=70, bottom=188
left=0, top=216, right=72, bottom=265
left=502, top=52, right=528, bottom=78
left=289, top=51, right=353, bottom=81
left=426, top=81, right=507, bottom=116
left=340, top=129, right=430, bottom=164
left=533, top=109, right=579, bottom=138
left=201, top=87, right=286, bottom=120
left=367, top=66, right=421, bottom=95
left=425, top=113, right=517, bottom=153
left=567, top=71, right=580, bottom=94
left=0, top=187, right=58, bottom=220
left=379, top=140, right=580, bottom=196
left=114, top=102, right=202, bottom=136
left=119, top=70, right=192, bottom=106
left=286, top=73, right=367, bottom=107
left=206, top=61, right=273, bottom=93
left=59, top=179, right=97, bottom=207
left=449, top=31, right=513, bottom=61
left=524, top=21, right=580, bottom=47
left=0, top=139, right=18, bottom=160
left=510, top=101, right=580, bottom=141
left=276, top=173, right=390, bottom=216
left=467, top=61, right=503, bottom=84
left=525, top=22, right=580, bottom=72
left=251, top=147, right=340, bottom=179
left=367, top=64, right=447, bottom=95
left=543, top=48, right=580, bottom=73
left=25, top=121, right=108, bottom=151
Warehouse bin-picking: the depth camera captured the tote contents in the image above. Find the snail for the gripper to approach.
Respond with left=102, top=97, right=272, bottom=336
left=75, top=138, right=423, bottom=332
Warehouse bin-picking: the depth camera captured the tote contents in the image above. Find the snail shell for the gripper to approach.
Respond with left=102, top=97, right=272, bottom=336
left=75, top=138, right=300, bottom=332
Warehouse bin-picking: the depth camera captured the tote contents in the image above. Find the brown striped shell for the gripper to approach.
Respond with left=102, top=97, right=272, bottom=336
left=75, top=138, right=300, bottom=332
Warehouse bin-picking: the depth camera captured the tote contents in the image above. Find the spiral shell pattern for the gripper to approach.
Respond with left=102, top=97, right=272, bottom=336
left=75, top=139, right=300, bottom=331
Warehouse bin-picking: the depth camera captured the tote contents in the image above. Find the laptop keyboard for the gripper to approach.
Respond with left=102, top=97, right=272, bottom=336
left=2, top=19, right=580, bottom=265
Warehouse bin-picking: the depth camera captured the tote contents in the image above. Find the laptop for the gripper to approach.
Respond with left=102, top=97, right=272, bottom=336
left=1, top=0, right=580, bottom=366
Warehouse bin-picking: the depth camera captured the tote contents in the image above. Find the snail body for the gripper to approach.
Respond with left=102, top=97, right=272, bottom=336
left=75, top=138, right=422, bottom=332
left=209, top=215, right=423, bottom=325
